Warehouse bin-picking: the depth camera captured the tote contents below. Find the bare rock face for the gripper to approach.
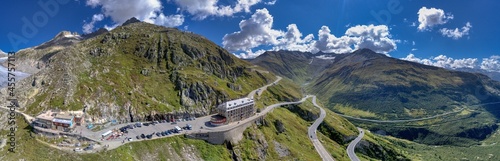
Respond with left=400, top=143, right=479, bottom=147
left=273, top=141, right=290, bottom=158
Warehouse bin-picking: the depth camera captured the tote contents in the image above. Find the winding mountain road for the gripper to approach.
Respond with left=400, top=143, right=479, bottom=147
left=247, top=76, right=282, bottom=98
left=308, top=96, right=335, bottom=161
left=336, top=110, right=462, bottom=123
left=347, top=128, right=364, bottom=161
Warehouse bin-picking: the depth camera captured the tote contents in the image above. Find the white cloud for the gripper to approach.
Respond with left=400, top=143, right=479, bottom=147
left=481, top=56, right=500, bottom=72
left=440, top=22, right=472, bottom=39
left=273, top=24, right=315, bottom=52
left=402, top=53, right=479, bottom=69
left=104, top=24, right=120, bottom=31
left=345, top=24, right=398, bottom=54
left=312, top=24, right=398, bottom=54
left=315, top=55, right=336, bottom=60
left=222, top=9, right=315, bottom=54
left=313, top=26, right=356, bottom=54
left=154, top=13, right=185, bottom=27
left=173, top=0, right=262, bottom=20
left=85, top=0, right=184, bottom=32
left=222, top=8, right=283, bottom=52
left=223, top=9, right=397, bottom=58
left=265, top=0, right=277, bottom=5
left=83, top=14, right=104, bottom=34
left=417, top=7, right=453, bottom=31
left=236, top=49, right=266, bottom=59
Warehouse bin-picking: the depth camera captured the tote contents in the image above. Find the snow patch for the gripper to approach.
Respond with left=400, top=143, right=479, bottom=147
left=315, top=55, right=336, bottom=60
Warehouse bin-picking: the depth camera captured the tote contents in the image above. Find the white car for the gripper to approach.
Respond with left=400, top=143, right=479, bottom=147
left=74, top=148, right=83, bottom=152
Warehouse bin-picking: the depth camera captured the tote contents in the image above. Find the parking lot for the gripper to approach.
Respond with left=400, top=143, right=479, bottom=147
left=93, top=116, right=214, bottom=144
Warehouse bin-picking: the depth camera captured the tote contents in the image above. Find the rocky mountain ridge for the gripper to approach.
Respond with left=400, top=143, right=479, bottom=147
left=0, top=18, right=274, bottom=124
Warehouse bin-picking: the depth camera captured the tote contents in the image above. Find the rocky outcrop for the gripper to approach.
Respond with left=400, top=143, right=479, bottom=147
left=273, top=141, right=290, bottom=158
left=274, top=120, right=286, bottom=134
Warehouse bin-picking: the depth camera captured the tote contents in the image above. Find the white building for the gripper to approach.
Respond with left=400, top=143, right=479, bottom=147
left=215, top=98, right=255, bottom=123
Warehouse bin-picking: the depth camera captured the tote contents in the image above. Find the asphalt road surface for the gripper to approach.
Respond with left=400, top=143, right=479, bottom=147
left=308, top=96, right=335, bottom=161
left=347, top=128, right=364, bottom=161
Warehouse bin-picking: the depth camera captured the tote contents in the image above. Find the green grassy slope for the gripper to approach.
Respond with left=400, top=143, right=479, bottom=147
left=19, top=21, right=275, bottom=122
left=0, top=116, right=231, bottom=161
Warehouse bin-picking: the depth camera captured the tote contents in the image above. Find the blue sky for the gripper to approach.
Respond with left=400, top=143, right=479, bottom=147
left=1, top=0, right=499, bottom=71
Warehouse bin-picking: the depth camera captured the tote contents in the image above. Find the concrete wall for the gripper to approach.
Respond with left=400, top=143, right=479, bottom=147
left=187, top=115, right=265, bottom=144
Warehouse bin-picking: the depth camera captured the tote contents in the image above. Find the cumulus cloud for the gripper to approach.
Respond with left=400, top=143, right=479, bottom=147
left=440, top=22, right=472, bottom=39
left=236, top=49, right=267, bottom=59
left=154, top=14, right=185, bottom=27
left=307, top=24, right=398, bottom=54
left=83, top=14, right=104, bottom=34
left=402, top=53, right=480, bottom=69
left=312, top=26, right=356, bottom=54
left=417, top=7, right=453, bottom=31
left=173, top=0, right=262, bottom=20
left=222, top=8, right=283, bottom=52
left=481, top=56, right=500, bottom=72
left=223, top=8, right=398, bottom=58
left=273, top=24, right=315, bottom=52
left=345, top=25, right=398, bottom=54
left=84, top=0, right=184, bottom=32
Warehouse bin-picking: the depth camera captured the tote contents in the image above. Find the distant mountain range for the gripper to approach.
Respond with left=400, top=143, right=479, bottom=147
left=251, top=48, right=500, bottom=145
left=0, top=50, right=7, bottom=57
left=454, top=68, right=500, bottom=81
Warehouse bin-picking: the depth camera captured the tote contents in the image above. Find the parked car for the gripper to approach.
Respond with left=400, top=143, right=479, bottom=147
left=136, top=135, right=141, bottom=139
left=156, top=132, right=161, bottom=137
left=146, top=134, right=153, bottom=139
left=128, top=138, right=133, bottom=141
left=161, top=132, right=166, bottom=136
left=74, top=148, right=82, bottom=152
left=143, top=123, right=150, bottom=126
left=160, top=120, right=166, bottom=123
left=83, top=146, right=93, bottom=151
left=140, top=134, right=146, bottom=139
left=135, top=122, right=142, bottom=127
left=153, top=121, right=160, bottom=124
left=171, top=122, right=177, bottom=125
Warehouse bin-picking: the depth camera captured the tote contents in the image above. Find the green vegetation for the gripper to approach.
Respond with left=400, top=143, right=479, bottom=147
left=252, top=49, right=500, bottom=146
left=235, top=107, right=325, bottom=160
left=22, top=21, right=275, bottom=122
left=332, top=104, right=377, bottom=118
left=255, top=78, right=302, bottom=109
left=250, top=51, right=313, bottom=84
left=0, top=117, right=231, bottom=161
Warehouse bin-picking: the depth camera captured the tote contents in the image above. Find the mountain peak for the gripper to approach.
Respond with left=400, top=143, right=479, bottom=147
left=122, top=17, right=141, bottom=26
left=35, top=30, right=82, bottom=49
left=54, top=31, right=81, bottom=39
left=351, top=48, right=387, bottom=59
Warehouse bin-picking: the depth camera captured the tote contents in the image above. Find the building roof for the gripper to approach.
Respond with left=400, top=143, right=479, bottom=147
left=35, top=111, right=56, bottom=121
left=217, top=97, right=254, bottom=111
left=54, top=113, right=74, bottom=120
